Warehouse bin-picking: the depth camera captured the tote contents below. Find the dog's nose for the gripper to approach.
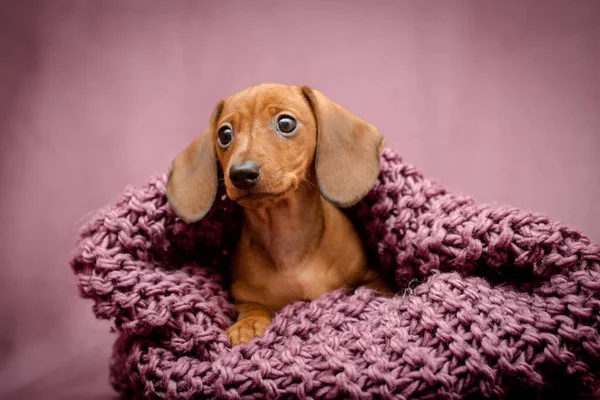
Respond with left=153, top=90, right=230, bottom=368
left=229, top=161, right=261, bottom=189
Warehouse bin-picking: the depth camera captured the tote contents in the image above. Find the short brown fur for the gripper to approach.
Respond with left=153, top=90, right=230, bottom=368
left=167, top=83, right=392, bottom=346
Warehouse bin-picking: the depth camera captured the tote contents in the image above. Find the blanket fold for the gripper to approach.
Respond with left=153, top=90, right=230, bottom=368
left=70, top=149, right=600, bottom=399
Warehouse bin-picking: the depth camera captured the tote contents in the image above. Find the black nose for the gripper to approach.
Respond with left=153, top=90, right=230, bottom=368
left=229, top=160, right=261, bottom=189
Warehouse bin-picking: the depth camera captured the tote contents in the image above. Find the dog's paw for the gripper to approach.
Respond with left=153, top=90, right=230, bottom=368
left=227, top=316, right=271, bottom=347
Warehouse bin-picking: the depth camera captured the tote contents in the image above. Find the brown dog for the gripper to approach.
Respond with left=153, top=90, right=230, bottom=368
left=166, top=83, right=392, bottom=346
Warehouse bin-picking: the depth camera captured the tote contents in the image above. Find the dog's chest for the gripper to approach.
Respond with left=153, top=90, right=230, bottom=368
left=279, top=261, right=334, bottom=297
left=231, top=206, right=368, bottom=311
left=258, top=255, right=352, bottom=310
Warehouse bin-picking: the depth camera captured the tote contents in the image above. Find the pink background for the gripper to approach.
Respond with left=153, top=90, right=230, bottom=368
left=1, top=1, right=599, bottom=398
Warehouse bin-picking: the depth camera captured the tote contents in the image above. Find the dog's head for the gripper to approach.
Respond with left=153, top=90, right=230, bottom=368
left=166, top=83, right=383, bottom=222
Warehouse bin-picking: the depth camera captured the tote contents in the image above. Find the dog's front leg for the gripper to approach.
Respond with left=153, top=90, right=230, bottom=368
left=226, top=302, right=272, bottom=346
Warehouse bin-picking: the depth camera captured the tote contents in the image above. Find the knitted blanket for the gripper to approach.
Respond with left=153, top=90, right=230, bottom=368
left=70, top=149, right=600, bottom=399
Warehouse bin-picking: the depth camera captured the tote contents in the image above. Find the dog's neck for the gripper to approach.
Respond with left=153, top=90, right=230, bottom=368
left=241, top=176, right=326, bottom=269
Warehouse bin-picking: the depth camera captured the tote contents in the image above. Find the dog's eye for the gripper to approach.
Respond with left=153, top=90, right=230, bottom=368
left=276, top=115, right=297, bottom=136
left=217, top=126, right=233, bottom=148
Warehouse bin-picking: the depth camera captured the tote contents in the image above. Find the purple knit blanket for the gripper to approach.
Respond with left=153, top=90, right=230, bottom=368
left=70, top=149, right=600, bottom=399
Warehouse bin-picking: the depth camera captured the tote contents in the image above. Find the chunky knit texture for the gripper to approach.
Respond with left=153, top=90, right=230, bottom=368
left=70, top=149, right=600, bottom=399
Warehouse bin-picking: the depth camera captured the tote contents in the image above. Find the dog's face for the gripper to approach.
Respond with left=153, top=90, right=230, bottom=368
left=214, top=85, right=317, bottom=209
left=167, top=83, right=383, bottom=222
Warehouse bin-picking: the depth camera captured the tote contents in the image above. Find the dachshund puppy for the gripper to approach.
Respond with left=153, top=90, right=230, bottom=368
left=167, top=83, right=392, bottom=346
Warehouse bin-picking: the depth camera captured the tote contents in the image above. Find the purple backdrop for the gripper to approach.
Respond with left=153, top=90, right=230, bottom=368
left=1, top=1, right=598, bottom=399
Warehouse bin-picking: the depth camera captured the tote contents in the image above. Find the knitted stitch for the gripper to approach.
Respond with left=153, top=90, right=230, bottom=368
left=70, top=148, right=600, bottom=399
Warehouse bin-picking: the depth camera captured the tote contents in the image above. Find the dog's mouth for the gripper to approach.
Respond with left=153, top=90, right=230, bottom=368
left=234, top=189, right=289, bottom=201
left=239, top=192, right=278, bottom=200
left=228, top=184, right=296, bottom=208
left=226, top=172, right=300, bottom=207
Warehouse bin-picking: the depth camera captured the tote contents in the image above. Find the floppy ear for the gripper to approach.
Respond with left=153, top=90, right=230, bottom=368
left=302, top=87, right=384, bottom=207
left=166, top=101, right=224, bottom=222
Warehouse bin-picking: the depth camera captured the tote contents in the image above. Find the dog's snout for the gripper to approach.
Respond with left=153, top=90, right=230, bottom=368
left=229, top=161, right=261, bottom=189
